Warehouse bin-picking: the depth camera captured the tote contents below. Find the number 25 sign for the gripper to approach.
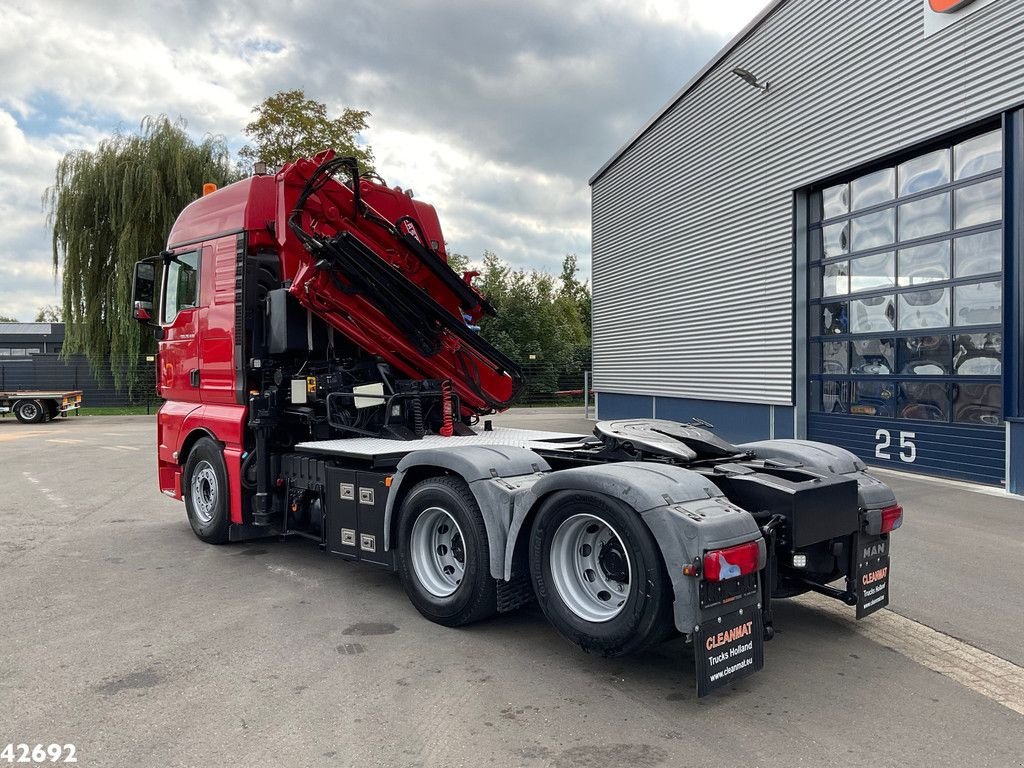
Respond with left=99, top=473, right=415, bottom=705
left=875, top=429, right=917, bottom=463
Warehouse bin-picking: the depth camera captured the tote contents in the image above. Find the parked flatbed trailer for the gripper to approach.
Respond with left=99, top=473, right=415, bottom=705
left=0, top=390, right=82, bottom=423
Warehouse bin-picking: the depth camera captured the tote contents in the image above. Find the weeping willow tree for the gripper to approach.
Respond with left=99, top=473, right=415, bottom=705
left=46, top=116, right=236, bottom=391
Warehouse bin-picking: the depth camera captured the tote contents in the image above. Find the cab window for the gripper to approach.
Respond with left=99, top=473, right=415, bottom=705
left=163, top=251, right=200, bottom=323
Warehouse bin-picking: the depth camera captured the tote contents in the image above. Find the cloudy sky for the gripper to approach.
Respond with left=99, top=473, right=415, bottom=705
left=0, top=0, right=767, bottom=322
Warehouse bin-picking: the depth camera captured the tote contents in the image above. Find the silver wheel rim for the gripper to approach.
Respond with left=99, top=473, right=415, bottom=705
left=190, top=460, right=218, bottom=524
left=410, top=506, right=466, bottom=598
left=549, top=513, right=631, bottom=623
left=19, top=402, right=39, bottom=420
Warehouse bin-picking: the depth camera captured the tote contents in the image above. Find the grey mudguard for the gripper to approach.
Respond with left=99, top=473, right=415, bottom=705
left=740, top=439, right=866, bottom=474
left=642, top=499, right=765, bottom=634
left=740, top=439, right=897, bottom=510
left=383, top=446, right=551, bottom=579
left=502, top=462, right=723, bottom=580
left=502, top=462, right=764, bottom=634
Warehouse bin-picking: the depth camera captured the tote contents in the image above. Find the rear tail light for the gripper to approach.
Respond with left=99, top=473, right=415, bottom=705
left=703, top=541, right=761, bottom=581
left=880, top=504, right=904, bottom=534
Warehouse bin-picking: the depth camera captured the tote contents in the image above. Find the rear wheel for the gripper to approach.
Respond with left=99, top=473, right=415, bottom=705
left=182, top=437, right=230, bottom=544
left=396, top=476, right=497, bottom=627
left=13, top=399, right=45, bottom=424
left=529, top=490, right=673, bottom=657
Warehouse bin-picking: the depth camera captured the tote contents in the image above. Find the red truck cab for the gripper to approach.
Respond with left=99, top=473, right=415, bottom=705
left=144, top=177, right=271, bottom=520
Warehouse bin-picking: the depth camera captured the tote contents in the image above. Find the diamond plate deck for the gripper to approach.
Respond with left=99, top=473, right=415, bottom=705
left=295, top=427, right=587, bottom=460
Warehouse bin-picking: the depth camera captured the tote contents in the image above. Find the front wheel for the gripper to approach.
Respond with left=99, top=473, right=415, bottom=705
left=182, top=437, right=230, bottom=544
left=396, top=476, right=497, bottom=627
left=13, top=399, right=45, bottom=424
left=529, top=490, right=673, bottom=657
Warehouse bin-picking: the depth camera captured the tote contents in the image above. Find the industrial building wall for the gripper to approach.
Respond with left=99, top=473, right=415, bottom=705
left=591, top=0, right=1024, bottom=411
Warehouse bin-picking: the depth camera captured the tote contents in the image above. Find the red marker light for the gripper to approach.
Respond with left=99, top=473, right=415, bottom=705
left=703, top=540, right=761, bottom=582
left=880, top=504, right=904, bottom=534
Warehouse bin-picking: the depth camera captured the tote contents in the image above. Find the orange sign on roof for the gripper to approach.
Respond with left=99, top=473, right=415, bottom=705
left=928, top=0, right=977, bottom=11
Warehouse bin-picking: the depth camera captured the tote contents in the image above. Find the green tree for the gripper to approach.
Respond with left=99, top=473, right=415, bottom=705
left=473, top=252, right=592, bottom=399
left=446, top=251, right=470, bottom=276
left=0, top=315, right=17, bottom=322
left=554, top=254, right=590, bottom=344
left=46, top=116, right=235, bottom=389
left=553, top=254, right=591, bottom=373
left=239, top=89, right=373, bottom=171
left=35, top=305, right=62, bottom=322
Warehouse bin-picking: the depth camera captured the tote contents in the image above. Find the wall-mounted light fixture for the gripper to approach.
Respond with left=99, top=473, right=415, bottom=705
left=732, top=67, right=769, bottom=92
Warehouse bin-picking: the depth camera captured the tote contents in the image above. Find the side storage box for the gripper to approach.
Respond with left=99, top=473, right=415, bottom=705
left=354, top=471, right=393, bottom=568
left=324, top=466, right=394, bottom=568
left=325, top=466, right=359, bottom=560
left=711, top=467, right=858, bottom=548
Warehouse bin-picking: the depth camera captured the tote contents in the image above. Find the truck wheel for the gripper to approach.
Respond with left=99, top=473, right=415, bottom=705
left=529, top=490, right=673, bottom=657
left=182, top=437, right=230, bottom=544
left=13, top=400, right=45, bottom=424
left=396, top=476, right=497, bottom=627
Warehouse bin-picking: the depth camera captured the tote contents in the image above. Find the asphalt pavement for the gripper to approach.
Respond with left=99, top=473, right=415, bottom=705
left=1, top=411, right=1022, bottom=768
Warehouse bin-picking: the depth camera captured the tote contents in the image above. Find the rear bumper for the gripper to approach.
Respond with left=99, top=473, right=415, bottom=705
left=60, top=392, right=83, bottom=413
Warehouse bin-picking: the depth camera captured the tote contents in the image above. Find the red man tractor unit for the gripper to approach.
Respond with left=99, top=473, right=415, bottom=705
left=133, top=152, right=902, bottom=695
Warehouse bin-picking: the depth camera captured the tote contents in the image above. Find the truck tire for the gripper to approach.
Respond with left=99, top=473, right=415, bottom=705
left=182, top=437, right=230, bottom=544
left=529, top=490, right=673, bottom=657
left=13, top=399, right=45, bottom=424
left=396, top=476, right=497, bottom=627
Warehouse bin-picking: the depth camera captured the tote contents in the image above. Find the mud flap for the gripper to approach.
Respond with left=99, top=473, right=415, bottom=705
left=694, top=603, right=764, bottom=697
left=855, top=532, right=890, bottom=619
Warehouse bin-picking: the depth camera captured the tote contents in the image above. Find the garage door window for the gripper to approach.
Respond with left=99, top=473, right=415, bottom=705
left=808, top=128, right=1003, bottom=426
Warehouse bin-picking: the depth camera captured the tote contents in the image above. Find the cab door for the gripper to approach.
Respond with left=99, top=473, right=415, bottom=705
left=198, top=237, right=241, bottom=404
left=158, top=250, right=202, bottom=403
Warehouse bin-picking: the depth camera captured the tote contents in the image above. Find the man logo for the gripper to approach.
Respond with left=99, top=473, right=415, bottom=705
left=928, top=0, right=977, bottom=11
left=863, top=542, right=887, bottom=559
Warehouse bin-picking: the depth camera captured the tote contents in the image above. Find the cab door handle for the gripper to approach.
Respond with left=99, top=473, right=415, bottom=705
left=189, top=369, right=200, bottom=388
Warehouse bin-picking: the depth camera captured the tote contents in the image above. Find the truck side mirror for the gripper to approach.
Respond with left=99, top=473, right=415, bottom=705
left=132, top=260, right=157, bottom=324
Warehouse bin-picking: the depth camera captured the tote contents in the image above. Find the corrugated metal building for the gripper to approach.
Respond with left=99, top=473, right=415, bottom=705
left=590, top=0, right=1024, bottom=492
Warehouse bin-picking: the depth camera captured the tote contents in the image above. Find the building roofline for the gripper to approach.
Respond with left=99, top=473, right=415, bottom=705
left=588, top=0, right=789, bottom=186
left=0, top=322, right=62, bottom=335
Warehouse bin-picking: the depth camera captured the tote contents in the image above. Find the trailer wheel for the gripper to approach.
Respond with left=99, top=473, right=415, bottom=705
left=182, top=437, right=230, bottom=544
left=529, top=490, right=673, bottom=657
left=396, top=476, right=497, bottom=627
left=13, top=399, right=45, bottom=424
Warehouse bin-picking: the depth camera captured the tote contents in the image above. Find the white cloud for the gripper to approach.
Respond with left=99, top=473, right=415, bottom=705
left=646, top=0, right=772, bottom=35
left=0, top=0, right=768, bottom=320
left=0, top=110, right=65, bottom=320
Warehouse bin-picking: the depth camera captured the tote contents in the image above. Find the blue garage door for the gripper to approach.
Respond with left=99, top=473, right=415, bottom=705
left=807, top=127, right=1006, bottom=485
